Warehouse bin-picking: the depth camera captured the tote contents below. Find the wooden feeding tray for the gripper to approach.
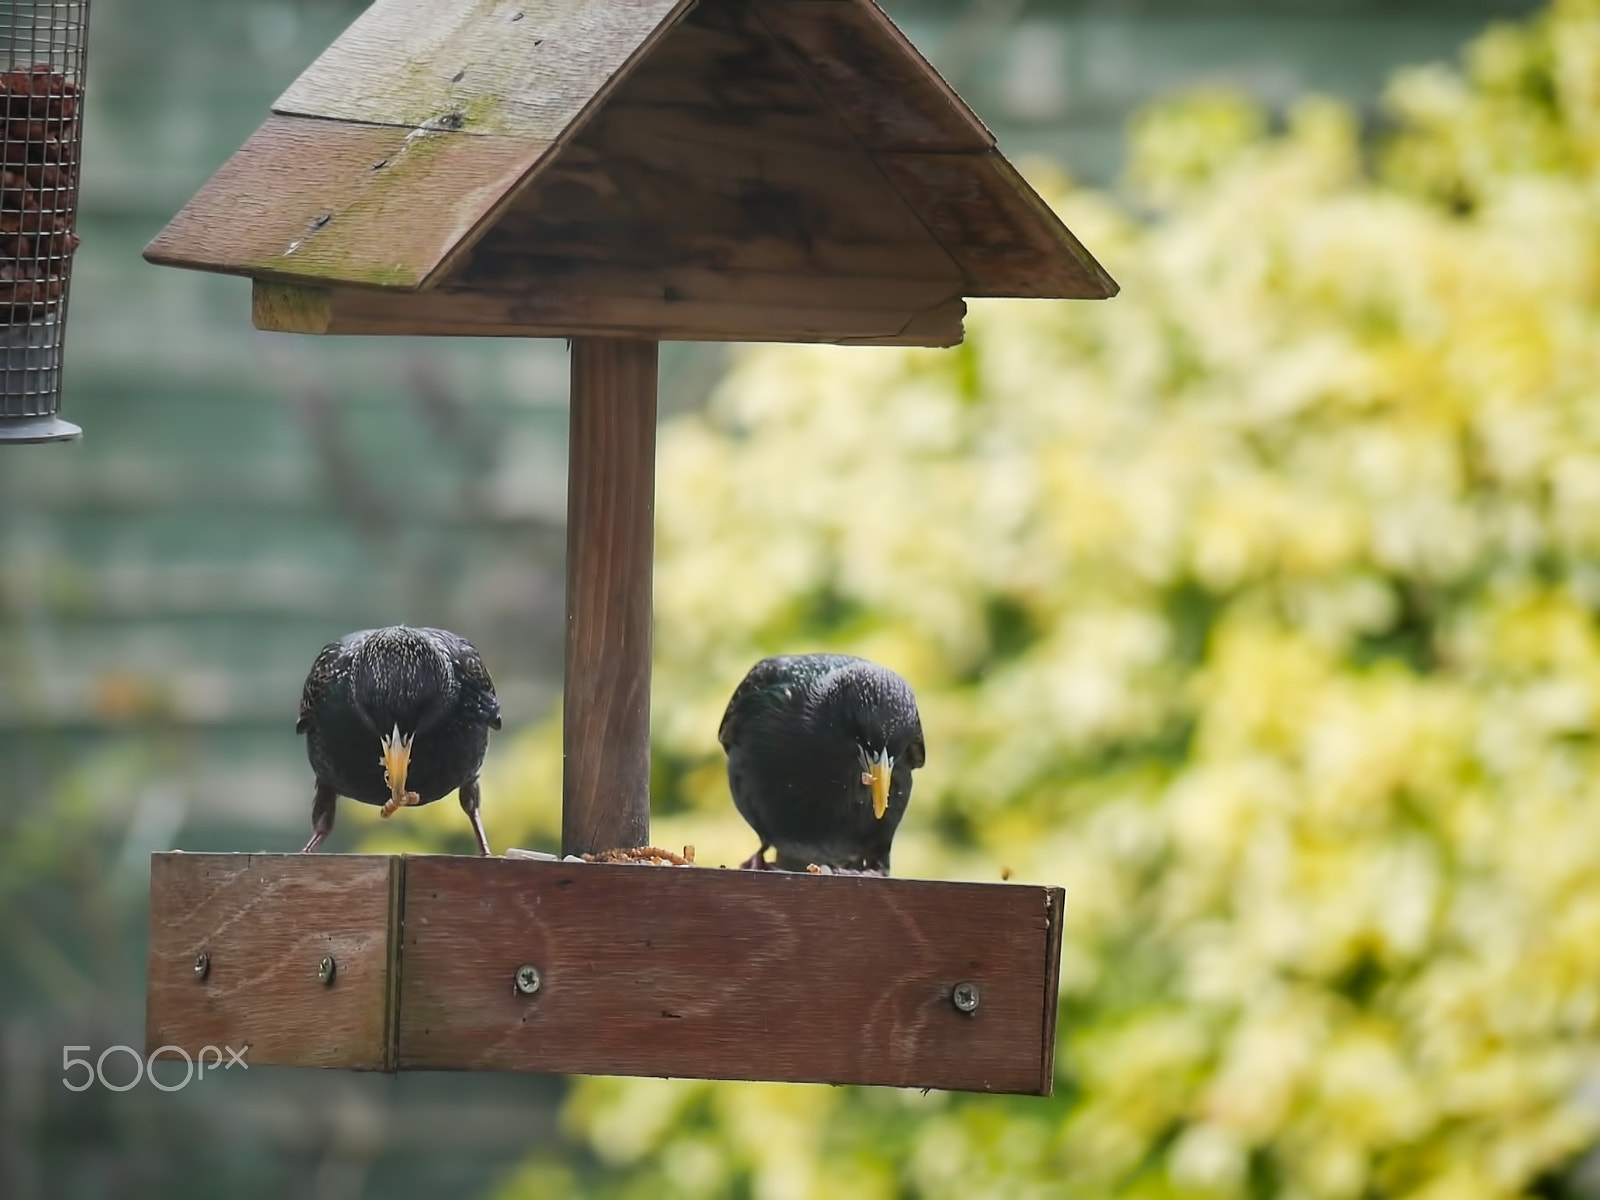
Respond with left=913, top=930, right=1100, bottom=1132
left=147, top=853, right=1065, bottom=1093
left=142, top=0, right=1113, bottom=1095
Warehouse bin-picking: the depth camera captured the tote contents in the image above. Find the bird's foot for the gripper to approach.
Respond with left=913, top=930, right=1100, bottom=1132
left=738, top=848, right=773, bottom=870
left=380, top=790, right=421, bottom=819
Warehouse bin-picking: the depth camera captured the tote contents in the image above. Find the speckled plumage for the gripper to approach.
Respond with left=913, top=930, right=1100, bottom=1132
left=719, top=654, right=925, bottom=874
left=296, top=625, right=501, bottom=854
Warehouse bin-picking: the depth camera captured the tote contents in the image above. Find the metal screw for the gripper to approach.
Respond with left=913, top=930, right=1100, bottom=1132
left=318, top=956, right=337, bottom=986
left=952, top=981, right=980, bottom=1014
left=514, top=964, right=542, bottom=996
left=193, top=952, right=209, bottom=981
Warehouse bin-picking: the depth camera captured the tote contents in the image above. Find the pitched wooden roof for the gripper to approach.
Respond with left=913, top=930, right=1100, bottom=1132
left=145, top=0, right=1117, bottom=347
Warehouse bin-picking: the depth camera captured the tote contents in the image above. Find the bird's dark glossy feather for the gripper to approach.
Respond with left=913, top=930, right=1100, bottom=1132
left=721, top=654, right=924, bottom=873
left=298, top=625, right=498, bottom=808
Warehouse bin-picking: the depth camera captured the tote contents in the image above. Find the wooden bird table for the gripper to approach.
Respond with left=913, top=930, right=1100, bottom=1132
left=141, top=0, right=1114, bottom=1095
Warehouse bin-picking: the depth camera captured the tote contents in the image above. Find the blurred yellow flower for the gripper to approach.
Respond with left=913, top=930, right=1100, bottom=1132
left=486, top=2, right=1600, bottom=1196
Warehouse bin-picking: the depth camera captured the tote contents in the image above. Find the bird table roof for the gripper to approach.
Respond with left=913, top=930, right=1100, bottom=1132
left=144, top=0, right=1118, bottom=347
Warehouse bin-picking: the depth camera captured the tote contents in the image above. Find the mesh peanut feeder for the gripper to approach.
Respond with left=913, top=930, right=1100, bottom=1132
left=0, top=0, right=86, bottom=443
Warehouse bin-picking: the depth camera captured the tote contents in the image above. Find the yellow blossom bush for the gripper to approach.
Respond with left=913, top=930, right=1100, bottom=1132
left=490, top=2, right=1600, bottom=1195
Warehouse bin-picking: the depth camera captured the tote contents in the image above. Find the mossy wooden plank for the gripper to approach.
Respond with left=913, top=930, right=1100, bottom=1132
left=145, top=853, right=400, bottom=1070
left=395, top=856, right=1065, bottom=1094
left=143, top=115, right=549, bottom=289
left=252, top=281, right=332, bottom=333
left=273, top=0, right=691, bottom=141
left=877, top=150, right=1121, bottom=299
left=756, top=0, right=994, bottom=152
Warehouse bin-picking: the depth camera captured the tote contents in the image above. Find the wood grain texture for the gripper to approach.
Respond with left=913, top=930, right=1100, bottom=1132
left=145, top=852, right=398, bottom=1070
left=563, top=339, right=656, bottom=856
left=274, top=0, right=692, bottom=141
left=148, top=0, right=1118, bottom=319
left=252, top=281, right=332, bottom=333
left=466, top=133, right=961, bottom=285
left=396, top=856, right=1065, bottom=1094
left=755, top=0, right=993, bottom=152
left=411, top=0, right=969, bottom=342
left=143, top=115, right=548, bottom=289
left=877, top=151, right=1120, bottom=299
left=450, top=3, right=965, bottom=285
left=1039, top=886, right=1066, bottom=1094
left=249, top=281, right=965, bottom=347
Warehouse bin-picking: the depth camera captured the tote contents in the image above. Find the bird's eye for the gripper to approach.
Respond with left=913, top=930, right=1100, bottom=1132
left=905, top=739, right=926, bottom=769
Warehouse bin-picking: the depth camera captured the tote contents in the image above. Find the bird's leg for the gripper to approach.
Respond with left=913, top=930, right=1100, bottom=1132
left=738, top=845, right=773, bottom=870
left=459, top=776, right=491, bottom=857
left=302, top=782, right=337, bottom=853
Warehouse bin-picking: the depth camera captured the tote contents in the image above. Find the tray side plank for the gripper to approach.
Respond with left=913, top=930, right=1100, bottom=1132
left=145, top=852, right=399, bottom=1070
left=397, top=856, right=1064, bottom=1094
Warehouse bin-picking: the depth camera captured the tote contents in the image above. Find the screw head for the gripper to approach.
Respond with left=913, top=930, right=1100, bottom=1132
left=193, top=952, right=209, bottom=981
left=514, top=964, right=542, bottom=996
left=318, top=956, right=337, bottom=986
left=952, top=981, right=980, bottom=1014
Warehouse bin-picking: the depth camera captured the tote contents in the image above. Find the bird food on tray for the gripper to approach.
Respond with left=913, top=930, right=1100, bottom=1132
left=0, top=64, right=80, bottom=322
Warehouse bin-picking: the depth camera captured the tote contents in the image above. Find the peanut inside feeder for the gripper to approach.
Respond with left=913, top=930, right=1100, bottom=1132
left=0, top=0, right=89, bottom=444
left=0, top=65, right=81, bottom=320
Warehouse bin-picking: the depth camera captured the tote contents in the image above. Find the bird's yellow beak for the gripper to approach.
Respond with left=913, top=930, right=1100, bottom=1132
left=861, top=748, right=893, bottom=820
left=380, top=724, right=413, bottom=805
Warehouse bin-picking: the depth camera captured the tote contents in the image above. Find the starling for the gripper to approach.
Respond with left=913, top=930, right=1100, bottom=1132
left=296, top=625, right=501, bottom=855
left=719, top=654, right=925, bottom=874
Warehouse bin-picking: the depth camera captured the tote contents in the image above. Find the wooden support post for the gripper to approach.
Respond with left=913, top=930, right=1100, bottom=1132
left=563, top=338, right=658, bottom=856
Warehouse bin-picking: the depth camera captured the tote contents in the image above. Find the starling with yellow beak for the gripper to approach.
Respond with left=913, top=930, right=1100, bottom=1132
left=719, top=654, right=924, bottom=874
left=296, top=626, right=501, bottom=855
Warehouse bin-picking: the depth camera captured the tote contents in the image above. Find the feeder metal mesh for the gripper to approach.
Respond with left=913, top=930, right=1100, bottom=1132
left=0, top=0, right=86, bottom=443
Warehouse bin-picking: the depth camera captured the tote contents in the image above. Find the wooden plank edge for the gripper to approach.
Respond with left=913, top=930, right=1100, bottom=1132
left=254, top=281, right=332, bottom=333
left=382, top=854, right=406, bottom=1072
left=852, top=0, right=996, bottom=145
left=975, top=154, right=1119, bottom=301
left=1039, top=885, right=1066, bottom=1097
left=840, top=297, right=965, bottom=346
left=755, top=0, right=995, bottom=153
left=253, top=281, right=966, bottom=346
left=747, top=2, right=971, bottom=295
left=143, top=852, right=173, bottom=1058
left=875, top=150, right=1120, bottom=301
